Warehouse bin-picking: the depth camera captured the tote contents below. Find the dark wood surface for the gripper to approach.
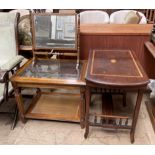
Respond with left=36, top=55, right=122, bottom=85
left=86, top=49, right=149, bottom=88
left=144, top=41, right=155, bottom=79
left=84, top=49, right=149, bottom=143
left=80, top=24, right=153, bottom=78
left=144, top=41, right=155, bottom=133
left=145, top=41, right=155, bottom=58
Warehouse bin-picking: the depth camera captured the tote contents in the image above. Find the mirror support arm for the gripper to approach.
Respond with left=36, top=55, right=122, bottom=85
left=76, top=13, right=80, bottom=70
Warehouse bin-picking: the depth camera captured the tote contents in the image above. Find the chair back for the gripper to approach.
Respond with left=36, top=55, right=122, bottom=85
left=0, top=12, right=19, bottom=66
left=80, top=10, right=109, bottom=24
left=110, top=10, right=147, bottom=24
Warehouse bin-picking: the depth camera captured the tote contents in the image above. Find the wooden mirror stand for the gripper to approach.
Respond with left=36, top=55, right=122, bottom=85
left=31, top=13, right=80, bottom=69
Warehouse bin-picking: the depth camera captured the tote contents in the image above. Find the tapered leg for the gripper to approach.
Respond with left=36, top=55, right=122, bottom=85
left=80, top=87, right=86, bottom=129
left=11, top=104, right=18, bottom=130
left=123, top=91, right=127, bottom=107
left=130, top=90, right=143, bottom=143
left=84, top=86, right=91, bottom=139
left=13, top=84, right=26, bottom=123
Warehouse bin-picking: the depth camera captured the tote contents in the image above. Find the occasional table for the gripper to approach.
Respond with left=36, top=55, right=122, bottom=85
left=84, top=49, right=149, bottom=143
left=11, top=59, right=87, bottom=128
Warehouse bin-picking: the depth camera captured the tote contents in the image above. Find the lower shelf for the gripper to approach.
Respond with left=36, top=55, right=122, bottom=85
left=25, top=93, right=81, bottom=122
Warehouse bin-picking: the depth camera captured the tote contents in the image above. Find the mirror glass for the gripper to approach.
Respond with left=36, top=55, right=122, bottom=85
left=33, top=14, right=77, bottom=50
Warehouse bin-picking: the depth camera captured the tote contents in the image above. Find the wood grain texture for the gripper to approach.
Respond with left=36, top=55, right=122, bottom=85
left=80, top=24, right=153, bottom=77
left=86, top=49, right=149, bottom=88
left=81, top=35, right=148, bottom=65
left=145, top=41, right=155, bottom=58
left=85, top=50, right=148, bottom=143
left=80, top=24, right=153, bottom=35
left=26, top=93, right=80, bottom=122
left=144, top=42, right=155, bottom=79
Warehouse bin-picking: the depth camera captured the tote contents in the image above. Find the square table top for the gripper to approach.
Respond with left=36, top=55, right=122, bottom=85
left=86, top=49, right=149, bottom=88
left=11, top=59, right=87, bottom=86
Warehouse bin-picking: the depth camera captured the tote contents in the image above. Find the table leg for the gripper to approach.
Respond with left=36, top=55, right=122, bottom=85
left=80, top=87, right=86, bottom=129
left=102, top=93, right=113, bottom=124
left=84, top=86, right=91, bottom=139
left=130, top=90, right=143, bottom=143
left=13, top=84, right=26, bottom=123
left=11, top=104, right=18, bottom=130
left=123, top=91, right=127, bottom=107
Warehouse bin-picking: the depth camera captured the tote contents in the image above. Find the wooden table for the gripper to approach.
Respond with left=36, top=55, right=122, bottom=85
left=84, top=49, right=149, bottom=143
left=11, top=59, right=87, bottom=128
left=80, top=24, right=153, bottom=77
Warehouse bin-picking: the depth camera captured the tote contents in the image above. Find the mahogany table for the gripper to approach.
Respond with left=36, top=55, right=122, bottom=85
left=84, top=49, right=149, bottom=143
left=80, top=24, right=153, bottom=77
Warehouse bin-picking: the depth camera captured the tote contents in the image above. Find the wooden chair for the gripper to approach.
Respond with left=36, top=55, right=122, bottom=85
left=0, top=12, right=24, bottom=129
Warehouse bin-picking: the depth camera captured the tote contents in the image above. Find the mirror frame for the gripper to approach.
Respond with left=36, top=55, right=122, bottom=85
left=31, top=13, right=78, bottom=51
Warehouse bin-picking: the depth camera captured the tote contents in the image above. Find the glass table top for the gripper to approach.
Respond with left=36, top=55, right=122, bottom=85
left=19, top=59, right=82, bottom=80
